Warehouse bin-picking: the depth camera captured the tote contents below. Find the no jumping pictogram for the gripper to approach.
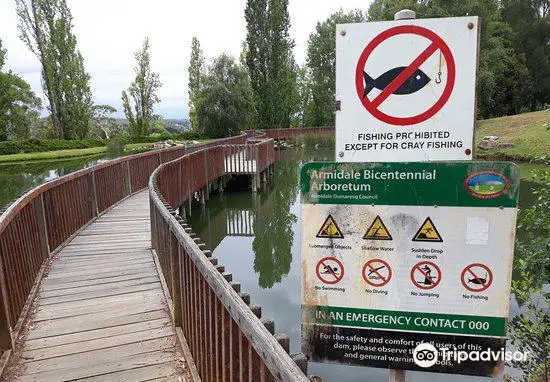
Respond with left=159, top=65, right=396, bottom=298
left=411, top=261, right=441, bottom=290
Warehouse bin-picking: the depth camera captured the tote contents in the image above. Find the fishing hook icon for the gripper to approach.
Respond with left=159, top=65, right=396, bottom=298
left=435, top=72, right=442, bottom=84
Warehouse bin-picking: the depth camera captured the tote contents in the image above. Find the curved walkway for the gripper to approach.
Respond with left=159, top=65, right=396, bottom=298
left=4, top=191, right=185, bottom=382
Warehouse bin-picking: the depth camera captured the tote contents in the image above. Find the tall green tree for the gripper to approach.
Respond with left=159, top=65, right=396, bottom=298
left=306, top=9, right=366, bottom=127
left=367, top=0, right=531, bottom=118
left=245, top=0, right=296, bottom=129
left=0, top=39, right=42, bottom=141
left=121, top=38, right=162, bottom=136
left=367, top=0, right=421, bottom=21
left=188, top=37, right=204, bottom=132
left=16, top=0, right=93, bottom=139
left=292, top=65, right=312, bottom=127
left=502, top=0, right=550, bottom=111
left=195, top=54, right=255, bottom=138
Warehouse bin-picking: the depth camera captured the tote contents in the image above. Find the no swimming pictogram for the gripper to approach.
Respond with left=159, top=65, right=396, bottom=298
left=461, top=263, right=493, bottom=292
left=355, top=25, right=456, bottom=126
left=316, top=257, right=344, bottom=285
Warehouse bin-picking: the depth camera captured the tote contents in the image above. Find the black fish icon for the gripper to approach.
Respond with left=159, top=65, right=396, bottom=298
left=362, top=67, right=430, bottom=99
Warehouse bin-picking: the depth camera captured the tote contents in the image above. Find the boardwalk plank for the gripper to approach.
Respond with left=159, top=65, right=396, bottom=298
left=6, top=191, right=183, bottom=381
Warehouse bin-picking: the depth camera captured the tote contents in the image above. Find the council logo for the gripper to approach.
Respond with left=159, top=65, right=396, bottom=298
left=413, top=343, right=438, bottom=368
left=465, top=171, right=509, bottom=199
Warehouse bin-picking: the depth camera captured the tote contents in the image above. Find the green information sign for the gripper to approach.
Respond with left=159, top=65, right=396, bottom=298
left=300, top=161, right=519, bottom=377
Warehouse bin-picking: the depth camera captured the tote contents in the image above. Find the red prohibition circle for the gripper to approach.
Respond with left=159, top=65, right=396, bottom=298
left=355, top=25, right=456, bottom=126
left=362, top=259, right=392, bottom=287
left=461, top=263, right=493, bottom=292
left=315, top=257, right=345, bottom=285
left=410, top=261, right=442, bottom=290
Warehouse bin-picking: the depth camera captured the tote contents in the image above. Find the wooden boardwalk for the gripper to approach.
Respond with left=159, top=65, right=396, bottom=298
left=4, top=191, right=185, bottom=382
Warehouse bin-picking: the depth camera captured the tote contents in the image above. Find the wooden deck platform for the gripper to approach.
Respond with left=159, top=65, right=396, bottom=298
left=3, top=191, right=186, bottom=382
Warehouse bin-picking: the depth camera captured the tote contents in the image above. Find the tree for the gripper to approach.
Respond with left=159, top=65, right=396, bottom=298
left=89, top=105, right=125, bottom=139
left=306, top=9, right=365, bottom=127
left=502, top=0, right=550, bottom=111
left=290, top=66, right=312, bottom=127
left=16, top=0, right=93, bottom=140
left=367, top=0, right=421, bottom=21
left=245, top=0, right=296, bottom=129
left=121, top=38, right=162, bottom=136
left=195, top=54, right=255, bottom=138
left=508, top=169, right=549, bottom=382
left=188, top=37, right=205, bottom=132
left=0, top=39, right=42, bottom=140
left=366, top=0, right=532, bottom=118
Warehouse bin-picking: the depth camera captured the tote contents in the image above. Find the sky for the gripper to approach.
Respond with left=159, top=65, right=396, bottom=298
left=0, top=0, right=373, bottom=119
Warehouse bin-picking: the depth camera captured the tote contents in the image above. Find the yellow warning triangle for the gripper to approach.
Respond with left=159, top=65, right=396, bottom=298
left=363, top=216, right=392, bottom=240
left=316, top=214, right=344, bottom=238
left=413, top=217, right=443, bottom=242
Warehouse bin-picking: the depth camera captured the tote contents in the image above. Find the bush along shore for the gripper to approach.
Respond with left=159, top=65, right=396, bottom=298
left=0, top=132, right=207, bottom=163
left=0, top=131, right=205, bottom=156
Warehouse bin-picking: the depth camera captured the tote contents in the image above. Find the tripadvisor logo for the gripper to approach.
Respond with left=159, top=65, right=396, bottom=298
left=412, top=343, right=530, bottom=368
left=413, top=343, right=438, bottom=367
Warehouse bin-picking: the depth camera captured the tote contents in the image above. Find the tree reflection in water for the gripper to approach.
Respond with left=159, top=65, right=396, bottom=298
left=252, top=157, right=299, bottom=288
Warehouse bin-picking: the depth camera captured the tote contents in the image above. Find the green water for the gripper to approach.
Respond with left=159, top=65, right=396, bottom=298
left=188, top=148, right=545, bottom=382
left=0, top=148, right=151, bottom=210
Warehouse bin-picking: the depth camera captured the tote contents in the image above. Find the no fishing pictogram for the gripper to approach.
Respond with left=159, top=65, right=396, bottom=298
left=355, top=25, right=456, bottom=126
left=461, top=263, right=493, bottom=292
left=410, top=261, right=441, bottom=290
left=362, top=259, right=392, bottom=287
left=316, top=257, right=344, bottom=285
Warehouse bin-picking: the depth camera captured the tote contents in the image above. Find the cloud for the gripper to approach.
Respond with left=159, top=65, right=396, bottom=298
left=0, top=0, right=372, bottom=119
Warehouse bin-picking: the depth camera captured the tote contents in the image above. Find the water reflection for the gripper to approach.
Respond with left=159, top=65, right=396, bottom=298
left=187, top=149, right=541, bottom=382
left=252, top=156, right=298, bottom=288
left=0, top=156, right=104, bottom=208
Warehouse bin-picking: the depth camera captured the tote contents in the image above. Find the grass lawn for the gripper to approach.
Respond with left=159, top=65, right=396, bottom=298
left=0, top=143, right=157, bottom=164
left=474, top=110, right=550, bottom=162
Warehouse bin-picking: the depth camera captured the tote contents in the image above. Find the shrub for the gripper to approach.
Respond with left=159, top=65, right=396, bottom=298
left=0, top=139, right=105, bottom=155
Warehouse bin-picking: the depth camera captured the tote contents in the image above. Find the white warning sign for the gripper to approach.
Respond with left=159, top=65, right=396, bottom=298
left=336, top=17, right=479, bottom=162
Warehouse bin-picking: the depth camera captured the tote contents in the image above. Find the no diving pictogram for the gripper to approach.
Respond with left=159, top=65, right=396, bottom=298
left=355, top=25, right=456, bottom=126
left=461, top=263, right=493, bottom=292
left=362, top=259, right=392, bottom=287
left=410, top=261, right=441, bottom=290
left=316, top=257, right=344, bottom=285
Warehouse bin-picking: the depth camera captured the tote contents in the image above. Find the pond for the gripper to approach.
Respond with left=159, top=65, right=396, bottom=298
left=0, top=148, right=151, bottom=210
left=187, top=148, right=545, bottom=382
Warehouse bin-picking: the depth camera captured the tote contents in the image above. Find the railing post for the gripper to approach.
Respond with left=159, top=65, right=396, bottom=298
left=91, top=172, right=99, bottom=217
left=0, top=257, right=12, bottom=351
left=171, top=231, right=182, bottom=327
left=33, top=195, right=50, bottom=259
left=255, top=145, right=261, bottom=190
left=125, top=161, right=132, bottom=195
